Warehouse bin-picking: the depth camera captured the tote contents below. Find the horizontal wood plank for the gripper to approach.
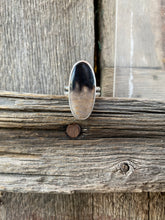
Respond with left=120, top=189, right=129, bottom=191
left=0, top=137, right=164, bottom=193
left=0, top=91, right=164, bottom=138
left=0, top=91, right=164, bottom=193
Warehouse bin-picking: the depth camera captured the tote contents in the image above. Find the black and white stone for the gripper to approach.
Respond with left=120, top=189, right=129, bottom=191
left=68, top=60, right=97, bottom=120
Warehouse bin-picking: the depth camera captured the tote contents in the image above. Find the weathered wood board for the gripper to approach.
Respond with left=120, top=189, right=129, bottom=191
left=0, top=92, right=164, bottom=193
left=99, top=1, right=165, bottom=219
left=99, top=0, right=116, bottom=68
left=0, top=0, right=94, bottom=94
left=149, top=192, right=165, bottom=220
left=102, top=67, right=165, bottom=99
left=101, top=0, right=164, bottom=98
left=0, top=0, right=165, bottom=219
left=0, top=92, right=165, bottom=139
left=115, top=0, right=162, bottom=68
left=100, top=0, right=165, bottom=98
left=0, top=192, right=149, bottom=220
left=99, top=0, right=115, bottom=96
left=114, top=0, right=165, bottom=98
left=0, top=0, right=96, bottom=219
left=0, top=137, right=165, bottom=193
left=162, top=0, right=165, bottom=69
left=93, top=193, right=149, bottom=220
left=100, top=0, right=163, bottom=68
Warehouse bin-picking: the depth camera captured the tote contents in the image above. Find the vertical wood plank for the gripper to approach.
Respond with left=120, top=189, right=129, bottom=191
left=0, top=0, right=94, bottom=94
left=0, top=0, right=95, bottom=219
left=99, top=0, right=116, bottom=69
left=99, top=1, right=165, bottom=220
left=161, top=0, right=165, bottom=68
left=99, top=0, right=116, bottom=96
left=100, top=0, right=165, bottom=99
left=93, top=193, right=149, bottom=220
left=149, top=193, right=165, bottom=220
left=115, top=0, right=162, bottom=68
left=0, top=193, right=93, bottom=220
left=114, top=0, right=165, bottom=98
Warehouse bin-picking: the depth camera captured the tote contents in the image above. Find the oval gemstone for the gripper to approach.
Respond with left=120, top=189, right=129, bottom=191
left=69, top=61, right=96, bottom=120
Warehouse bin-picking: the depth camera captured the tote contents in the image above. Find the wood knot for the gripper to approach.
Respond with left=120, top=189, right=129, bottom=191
left=66, top=123, right=81, bottom=138
left=120, top=162, right=130, bottom=173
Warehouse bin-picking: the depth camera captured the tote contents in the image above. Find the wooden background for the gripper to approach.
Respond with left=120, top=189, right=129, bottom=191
left=0, top=0, right=165, bottom=219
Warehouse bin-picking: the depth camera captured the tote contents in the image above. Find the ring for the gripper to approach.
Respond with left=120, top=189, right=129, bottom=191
left=65, top=60, right=101, bottom=120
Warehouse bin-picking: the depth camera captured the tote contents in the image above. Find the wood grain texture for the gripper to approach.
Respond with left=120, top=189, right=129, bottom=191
left=0, top=135, right=165, bottom=193
left=99, top=0, right=115, bottom=97
left=0, top=92, right=165, bottom=138
left=149, top=192, right=165, bottom=220
left=0, top=93, right=164, bottom=193
left=113, top=0, right=165, bottom=99
left=99, top=1, right=165, bottom=218
left=0, top=0, right=94, bottom=94
left=1, top=1, right=164, bottom=219
left=0, top=192, right=164, bottom=220
left=100, top=0, right=163, bottom=67
left=100, top=0, right=165, bottom=99
left=101, top=67, right=114, bottom=97
left=0, top=0, right=96, bottom=219
left=0, top=192, right=150, bottom=220
left=93, top=193, right=149, bottom=220
left=162, top=0, right=165, bottom=69
left=0, top=192, right=93, bottom=220
left=104, top=67, right=165, bottom=99
left=115, top=0, right=162, bottom=68
left=99, top=0, right=116, bottom=68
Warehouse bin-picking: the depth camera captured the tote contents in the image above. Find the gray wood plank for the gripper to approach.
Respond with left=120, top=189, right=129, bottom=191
left=149, top=193, right=165, bottom=220
left=0, top=0, right=95, bottom=219
left=115, top=0, right=162, bottom=68
left=101, top=67, right=114, bottom=97
left=100, top=0, right=165, bottom=100
left=0, top=93, right=164, bottom=193
left=2, top=192, right=160, bottom=220
left=93, top=193, right=149, bottom=220
left=99, top=0, right=163, bottom=68
left=0, top=137, right=164, bottom=193
left=0, top=0, right=94, bottom=95
left=99, top=0, right=116, bottom=69
left=103, top=67, right=165, bottom=99
left=162, top=1, right=165, bottom=69
left=0, top=92, right=165, bottom=139
left=0, top=192, right=93, bottom=220
left=114, top=0, right=165, bottom=98
left=99, top=1, right=165, bottom=219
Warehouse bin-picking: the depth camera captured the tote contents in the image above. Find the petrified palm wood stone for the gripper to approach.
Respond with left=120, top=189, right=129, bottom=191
left=69, top=61, right=96, bottom=120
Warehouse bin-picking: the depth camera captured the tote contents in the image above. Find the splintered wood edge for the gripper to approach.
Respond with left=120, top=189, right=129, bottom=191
left=0, top=91, right=164, bottom=139
left=0, top=91, right=164, bottom=193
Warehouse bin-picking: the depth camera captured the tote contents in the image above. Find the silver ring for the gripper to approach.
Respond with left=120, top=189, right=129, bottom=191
left=64, top=86, right=101, bottom=96
left=65, top=60, right=101, bottom=120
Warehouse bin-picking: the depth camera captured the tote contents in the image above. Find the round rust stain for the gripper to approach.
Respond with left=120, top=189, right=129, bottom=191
left=66, top=123, right=81, bottom=138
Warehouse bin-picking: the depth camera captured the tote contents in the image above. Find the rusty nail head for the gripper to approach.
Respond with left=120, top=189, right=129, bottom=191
left=66, top=123, right=81, bottom=138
